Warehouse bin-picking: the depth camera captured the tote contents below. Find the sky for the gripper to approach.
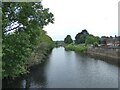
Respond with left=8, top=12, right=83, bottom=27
left=42, top=0, right=119, bottom=41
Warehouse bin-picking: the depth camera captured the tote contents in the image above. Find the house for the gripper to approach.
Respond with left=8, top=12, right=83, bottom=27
left=101, top=36, right=120, bottom=48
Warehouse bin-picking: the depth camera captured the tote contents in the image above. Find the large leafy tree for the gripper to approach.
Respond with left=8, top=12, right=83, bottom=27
left=2, top=2, right=54, bottom=78
left=64, top=35, right=73, bottom=44
left=85, top=34, right=100, bottom=44
left=2, top=2, right=54, bottom=33
left=75, top=29, right=89, bottom=44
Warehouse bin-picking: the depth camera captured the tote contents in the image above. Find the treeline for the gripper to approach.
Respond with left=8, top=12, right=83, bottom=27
left=2, top=2, right=54, bottom=78
left=64, top=29, right=100, bottom=53
left=64, top=29, right=100, bottom=46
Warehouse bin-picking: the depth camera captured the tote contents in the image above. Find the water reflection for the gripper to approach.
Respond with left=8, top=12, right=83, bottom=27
left=2, top=47, right=118, bottom=88
left=25, top=60, right=49, bottom=88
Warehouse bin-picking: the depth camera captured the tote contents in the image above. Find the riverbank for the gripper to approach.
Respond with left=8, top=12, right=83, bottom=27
left=2, top=47, right=118, bottom=88
left=27, top=42, right=53, bottom=68
left=64, top=44, right=87, bottom=53
left=64, top=44, right=119, bottom=65
left=2, top=41, right=54, bottom=79
left=87, top=47, right=119, bottom=64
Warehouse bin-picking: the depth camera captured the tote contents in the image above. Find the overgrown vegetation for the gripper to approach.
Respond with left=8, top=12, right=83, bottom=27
left=75, top=29, right=89, bottom=44
left=2, top=2, right=54, bottom=78
left=64, top=35, right=73, bottom=44
left=64, top=44, right=87, bottom=53
left=85, top=34, right=100, bottom=45
left=74, top=29, right=100, bottom=45
left=64, top=30, right=100, bottom=53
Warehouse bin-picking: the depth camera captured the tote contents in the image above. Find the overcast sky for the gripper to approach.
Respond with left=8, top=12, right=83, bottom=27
left=42, top=0, right=119, bottom=41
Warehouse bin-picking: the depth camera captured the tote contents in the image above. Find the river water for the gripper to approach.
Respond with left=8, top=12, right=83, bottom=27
left=3, top=47, right=118, bottom=88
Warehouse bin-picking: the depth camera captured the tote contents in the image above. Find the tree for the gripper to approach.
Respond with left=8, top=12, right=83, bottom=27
left=110, top=36, right=113, bottom=38
left=85, top=35, right=95, bottom=44
left=93, top=42, right=98, bottom=47
left=80, top=29, right=89, bottom=35
left=2, top=2, right=54, bottom=33
left=75, top=29, right=89, bottom=44
left=75, top=32, right=81, bottom=44
left=85, top=34, right=100, bottom=45
left=2, top=2, right=54, bottom=78
left=64, top=35, right=73, bottom=44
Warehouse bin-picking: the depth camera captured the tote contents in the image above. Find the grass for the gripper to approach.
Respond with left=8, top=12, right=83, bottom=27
left=64, top=44, right=87, bottom=53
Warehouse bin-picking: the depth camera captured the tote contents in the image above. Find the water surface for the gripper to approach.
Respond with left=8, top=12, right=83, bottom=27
left=3, top=47, right=118, bottom=88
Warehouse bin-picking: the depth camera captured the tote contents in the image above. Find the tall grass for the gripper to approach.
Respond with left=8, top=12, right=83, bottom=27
left=64, top=44, right=87, bottom=53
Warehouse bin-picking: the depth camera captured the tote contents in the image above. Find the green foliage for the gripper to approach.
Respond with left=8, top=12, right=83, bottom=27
left=64, top=44, right=87, bottom=53
left=3, top=32, right=32, bottom=77
left=2, top=2, right=54, bottom=33
left=85, top=34, right=100, bottom=45
left=2, top=2, right=54, bottom=78
left=39, top=30, right=54, bottom=50
left=64, top=35, right=73, bottom=44
left=79, top=35, right=86, bottom=43
left=0, top=7, right=2, bottom=78
left=93, top=42, right=98, bottom=47
left=74, top=30, right=100, bottom=45
left=75, top=29, right=89, bottom=44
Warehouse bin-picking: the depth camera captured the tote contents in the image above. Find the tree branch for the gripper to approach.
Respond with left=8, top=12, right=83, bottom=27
left=4, top=25, right=21, bottom=33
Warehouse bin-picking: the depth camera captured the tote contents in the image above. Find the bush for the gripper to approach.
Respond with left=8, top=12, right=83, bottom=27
left=93, top=42, right=98, bottom=47
left=64, top=44, right=87, bottom=53
left=2, top=29, right=54, bottom=78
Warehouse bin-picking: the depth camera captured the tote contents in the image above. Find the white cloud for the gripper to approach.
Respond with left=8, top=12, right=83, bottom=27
left=42, top=0, right=119, bottom=41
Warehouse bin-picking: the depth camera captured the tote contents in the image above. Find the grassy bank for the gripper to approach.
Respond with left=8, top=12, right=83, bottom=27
left=64, top=44, right=87, bottom=53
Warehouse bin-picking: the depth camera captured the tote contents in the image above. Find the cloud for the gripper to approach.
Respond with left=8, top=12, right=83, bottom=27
left=42, top=0, right=119, bottom=40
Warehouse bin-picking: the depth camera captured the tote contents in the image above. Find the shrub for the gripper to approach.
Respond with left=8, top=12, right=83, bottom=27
left=64, top=44, right=87, bottom=53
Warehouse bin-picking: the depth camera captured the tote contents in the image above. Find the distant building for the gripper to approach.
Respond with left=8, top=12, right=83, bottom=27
left=100, top=36, right=120, bottom=48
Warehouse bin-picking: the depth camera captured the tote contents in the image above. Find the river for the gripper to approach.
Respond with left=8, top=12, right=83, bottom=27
left=2, top=47, right=118, bottom=88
